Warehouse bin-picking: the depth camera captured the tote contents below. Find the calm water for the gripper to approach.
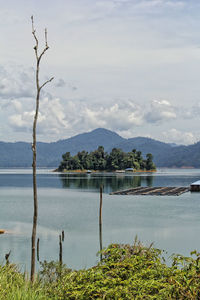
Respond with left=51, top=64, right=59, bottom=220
left=0, top=168, right=200, bottom=271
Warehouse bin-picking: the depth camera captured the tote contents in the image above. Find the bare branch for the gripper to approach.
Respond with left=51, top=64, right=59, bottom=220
left=45, top=28, right=48, bottom=48
left=31, top=16, right=39, bottom=59
left=31, top=15, right=35, bottom=34
left=38, top=46, right=49, bottom=64
left=39, top=77, right=54, bottom=91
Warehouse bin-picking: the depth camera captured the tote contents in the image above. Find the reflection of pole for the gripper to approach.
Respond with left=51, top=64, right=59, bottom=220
left=99, top=185, right=103, bottom=262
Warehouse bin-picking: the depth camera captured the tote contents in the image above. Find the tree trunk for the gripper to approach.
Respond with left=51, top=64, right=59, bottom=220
left=30, top=16, right=53, bottom=282
left=31, top=89, right=40, bottom=282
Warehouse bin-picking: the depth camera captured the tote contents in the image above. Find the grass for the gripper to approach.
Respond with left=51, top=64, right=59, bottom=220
left=1, top=240, right=200, bottom=299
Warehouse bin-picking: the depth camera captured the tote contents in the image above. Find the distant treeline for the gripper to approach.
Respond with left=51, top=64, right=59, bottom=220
left=58, top=146, right=156, bottom=171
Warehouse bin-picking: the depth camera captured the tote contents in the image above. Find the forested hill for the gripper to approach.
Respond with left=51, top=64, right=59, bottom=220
left=0, top=128, right=200, bottom=168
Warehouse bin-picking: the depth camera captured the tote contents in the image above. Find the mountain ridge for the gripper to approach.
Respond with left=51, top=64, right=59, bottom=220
left=0, top=128, right=199, bottom=168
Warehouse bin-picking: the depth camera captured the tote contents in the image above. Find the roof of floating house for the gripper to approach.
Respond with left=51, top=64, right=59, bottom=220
left=191, top=180, right=200, bottom=186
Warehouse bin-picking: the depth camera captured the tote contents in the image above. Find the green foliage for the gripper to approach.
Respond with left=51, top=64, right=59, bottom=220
left=38, top=241, right=200, bottom=299
left=2, top=242, right=200, bottom=299
left=39, top=260, right=72, bottom=283
left=0, top=264, right=46, bottom=299
left=146, top=153, right=156, bottom=170
left=59, top=146, right=156, bottom=172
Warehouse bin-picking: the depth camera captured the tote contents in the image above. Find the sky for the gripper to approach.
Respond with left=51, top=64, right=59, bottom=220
left=0, top=0, right=200, bottom=145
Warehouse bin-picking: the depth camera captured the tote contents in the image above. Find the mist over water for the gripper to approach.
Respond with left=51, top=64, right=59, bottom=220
left=0, top=168, right=200, bottom=271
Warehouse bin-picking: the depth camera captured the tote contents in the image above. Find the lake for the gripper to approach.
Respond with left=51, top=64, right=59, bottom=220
left=0, top=168, right=200, bottom=271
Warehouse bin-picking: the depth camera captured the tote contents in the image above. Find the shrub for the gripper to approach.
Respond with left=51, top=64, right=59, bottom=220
left=2, top=241, right=200, bottom=299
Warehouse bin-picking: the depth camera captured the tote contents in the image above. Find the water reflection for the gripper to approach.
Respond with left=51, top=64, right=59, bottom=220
left=59, top=173, right=154, bottom=193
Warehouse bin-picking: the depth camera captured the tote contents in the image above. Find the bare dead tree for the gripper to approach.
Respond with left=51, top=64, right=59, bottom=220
left=31, top=16, right=53, bottom=282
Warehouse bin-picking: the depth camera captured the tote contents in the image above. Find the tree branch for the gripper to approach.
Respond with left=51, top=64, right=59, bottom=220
left=39, top=77, right=54, bottom=91
left=38, top=46, right=49, bottom=64
left=31, top=16, right=39, bottom=59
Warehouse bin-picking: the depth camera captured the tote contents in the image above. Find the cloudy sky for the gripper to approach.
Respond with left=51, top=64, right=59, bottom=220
left=0, top=0, right=200, bottom=144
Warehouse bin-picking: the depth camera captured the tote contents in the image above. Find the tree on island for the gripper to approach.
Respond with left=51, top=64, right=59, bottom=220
left=58, top=146, right=156, bottom=171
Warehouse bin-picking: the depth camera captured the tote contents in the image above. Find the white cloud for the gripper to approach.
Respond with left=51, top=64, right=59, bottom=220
left=165, top=1, right=185, bottom=8
left=145, top=100, right=177, bottom=123
left=10, top=99, right=23, bottom=112
left=9, top=97, right=69, bottom=136
left=94, top=101, right=144, bottom=129
left=63, top=98, right=144, bottom=135
left=96, top=0, right=186, bottom=11
left=0, top=61, right=197, bottom=145
left=8, top=93, right=195, bottom=143
left=191, top=103, right=200, bottom=118
left=55, top=78, right=66, bottom=88
left=134, top=0, right=186, bottom=9
left=0, top=1, right=200, bottom=144
left=9, top=111, right=35, bottom=132
left=7, top=97, right=145, bottom=139
left=162, top=128, right=197, bottom=145
left=178, top=102, right=200, bottom=120
left=0, top=64, right=35, bottom=99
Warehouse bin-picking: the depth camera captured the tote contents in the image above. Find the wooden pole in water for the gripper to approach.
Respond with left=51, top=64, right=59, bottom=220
left=5, top=250, right=11, bottom=265
left=37, top=238, right=40, bottom=262
left=62, top=230, right=65, bottom=242
left=99, top=185, right=103, bottom=262
left=59, top=234, right=62, bottom=265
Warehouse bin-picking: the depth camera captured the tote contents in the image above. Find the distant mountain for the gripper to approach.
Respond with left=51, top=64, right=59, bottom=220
left=112, top=137, right=172, bottom=167
left=0, top=128, right=199, bottom=168
left=168, top=143, right=179, bottom=147
left=0, top=128, right=125, bottom=167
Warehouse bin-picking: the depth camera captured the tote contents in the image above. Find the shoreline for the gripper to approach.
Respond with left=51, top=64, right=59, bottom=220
left=55, top=169, right=157, bottom=173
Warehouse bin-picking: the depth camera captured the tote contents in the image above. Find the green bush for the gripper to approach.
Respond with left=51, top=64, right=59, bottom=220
left=39, top=240, right=200, bottom=299
left=1, top=241, right=200, bottom=299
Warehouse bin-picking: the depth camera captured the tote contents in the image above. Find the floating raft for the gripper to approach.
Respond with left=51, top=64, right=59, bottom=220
left=111, top=186, right=190, bottom=196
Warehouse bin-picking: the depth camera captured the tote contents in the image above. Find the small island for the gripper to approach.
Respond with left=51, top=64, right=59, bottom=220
left=58, top=146, right=156, bottom=172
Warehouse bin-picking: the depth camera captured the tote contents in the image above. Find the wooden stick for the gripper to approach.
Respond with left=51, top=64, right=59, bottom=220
left=62, top=230, right=64, bottom=242
left=99, top=185, right=103, bottom=262
left=5, top=250, right=11, bottom=265
left=37, top=238, right=40, bottom=262
left=59, top=234, right=62, bottom=266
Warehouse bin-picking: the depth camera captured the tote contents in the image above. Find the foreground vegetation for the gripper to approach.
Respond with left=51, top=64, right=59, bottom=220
left=59, top=146, right=156, bottom=172
left=1, top=240, right=200, bottom=299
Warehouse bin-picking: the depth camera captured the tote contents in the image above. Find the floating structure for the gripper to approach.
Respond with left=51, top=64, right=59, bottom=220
left=111, top=186, right=190, bottom=196
left=0, top=229, right=5, bottom=234
left=190, top=181, right=200, bottom=192
left=125, top=168, right=134, bottom=172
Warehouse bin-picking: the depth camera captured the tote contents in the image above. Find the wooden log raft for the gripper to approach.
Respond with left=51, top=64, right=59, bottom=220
left=111, top=186, right=189, bottom=196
